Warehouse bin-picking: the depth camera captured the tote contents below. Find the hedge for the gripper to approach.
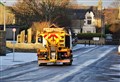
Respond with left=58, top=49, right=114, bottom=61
left=77, top=33, right=105, bottom=39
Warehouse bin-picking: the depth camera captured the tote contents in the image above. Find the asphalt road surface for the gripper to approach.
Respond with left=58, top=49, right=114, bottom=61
left=0, top=45, right=120, bottom=82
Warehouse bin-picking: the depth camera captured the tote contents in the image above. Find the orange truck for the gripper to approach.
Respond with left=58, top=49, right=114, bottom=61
left=37, top=25, right=73, bottom=66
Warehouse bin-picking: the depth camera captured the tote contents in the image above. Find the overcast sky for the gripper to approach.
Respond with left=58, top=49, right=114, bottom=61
left=1, top=0, right=114, bottom=8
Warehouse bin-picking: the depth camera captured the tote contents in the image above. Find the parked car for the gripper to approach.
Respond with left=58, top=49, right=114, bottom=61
left=106, top=34, right=112, bottom=41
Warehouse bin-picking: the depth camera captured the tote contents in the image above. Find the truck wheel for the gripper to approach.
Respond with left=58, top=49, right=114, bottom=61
left=39, top=63, right=47, bottom=66
left=63, top=60, right=72, bottom=66
left=63, top=62, right=72, bottom=66
left=68, top=62, right=72, bottom=65
left=68, top=60, right=72, bottom=66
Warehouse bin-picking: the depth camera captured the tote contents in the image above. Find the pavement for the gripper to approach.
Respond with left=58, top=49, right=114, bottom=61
left=0, top=44, right=95, bottom=71
left=0, top=53, right=37, bottom=71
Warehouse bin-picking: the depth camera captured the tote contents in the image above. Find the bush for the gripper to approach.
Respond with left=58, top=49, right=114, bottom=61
left=77, top=33, right=105, bottom=40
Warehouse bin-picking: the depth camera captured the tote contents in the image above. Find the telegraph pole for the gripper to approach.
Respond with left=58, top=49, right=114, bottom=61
left=3, top=1, right=6, bottom=31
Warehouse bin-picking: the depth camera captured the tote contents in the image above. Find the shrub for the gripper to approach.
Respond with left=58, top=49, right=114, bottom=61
left=77, top=33, right=105, bottom=40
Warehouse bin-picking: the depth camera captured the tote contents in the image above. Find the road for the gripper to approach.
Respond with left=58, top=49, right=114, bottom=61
left=0, top=45, right=120, bottom=82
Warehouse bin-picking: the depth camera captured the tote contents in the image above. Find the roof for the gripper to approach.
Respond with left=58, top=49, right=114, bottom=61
left=49, top=24, right=60, bottom=28
left=71, top=6, right=102, bottom=19
left=73, top=9, right=87, bottom=19
left=0, top=25, right=22, bottom=30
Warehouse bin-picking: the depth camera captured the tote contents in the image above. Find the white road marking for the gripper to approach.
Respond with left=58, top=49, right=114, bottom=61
left=73, top=46, right=99, bottom=58
left=43, top=47, right=116, bottom=82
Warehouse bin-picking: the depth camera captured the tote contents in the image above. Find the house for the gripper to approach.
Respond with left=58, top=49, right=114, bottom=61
left=71, top=0, right=104, bottom=34
left=82, top=10, right=96, bottom=33
left=0, top=2, right=18, bottom=40
left=0, top=25, right=20, bottom=40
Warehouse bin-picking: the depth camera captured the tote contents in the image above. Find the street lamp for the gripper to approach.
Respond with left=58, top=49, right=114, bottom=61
left=12, top=28, right=16, bottom=61
left=3, top=1, right=6, bottom=31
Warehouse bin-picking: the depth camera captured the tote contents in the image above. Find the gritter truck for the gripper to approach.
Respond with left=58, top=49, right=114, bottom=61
left=37, top=24, right=73, bottom=66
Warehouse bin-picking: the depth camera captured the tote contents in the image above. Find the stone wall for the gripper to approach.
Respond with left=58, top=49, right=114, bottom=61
left=17, top=28, right=40, bottom=43
left=6, top=41, right=44, bottom=52
left=0, top=31, right=6, bottom=56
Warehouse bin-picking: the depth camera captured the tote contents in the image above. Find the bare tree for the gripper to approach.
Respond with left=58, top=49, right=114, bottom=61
left=105, top=0, right=120, bottom=39
left=10, top=0, right=71, bottom=27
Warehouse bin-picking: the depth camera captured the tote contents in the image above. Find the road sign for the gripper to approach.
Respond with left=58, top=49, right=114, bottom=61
left=93, top=37, right=99, bottom=41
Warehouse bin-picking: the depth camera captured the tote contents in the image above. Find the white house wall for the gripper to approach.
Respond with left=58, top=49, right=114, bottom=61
left=82, top=25, right=96, bottom=33
left=73, top=29, right=81, bottom=34
left=82, top=11, right=96, bottom=33
left=84, top=11, right=95, bottom=25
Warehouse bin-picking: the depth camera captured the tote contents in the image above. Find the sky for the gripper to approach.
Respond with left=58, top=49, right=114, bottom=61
left=75, top=0, right=114, bottom=8
left=1, top=0, right=114, bottom=8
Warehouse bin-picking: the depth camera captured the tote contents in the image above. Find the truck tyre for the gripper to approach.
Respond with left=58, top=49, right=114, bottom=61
left=63, top=59, right=72, bottom=66
left=63, top=62, right=72, bottom=66
left=39, top=63, right=47, bottom=66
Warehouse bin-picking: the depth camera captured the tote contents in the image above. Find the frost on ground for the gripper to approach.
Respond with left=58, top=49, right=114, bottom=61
left=110, top=64, right=120, bottom=71
left=0, top=44, right=101, bottom=71
left=72, top=44, right=95, bottom=51
left=0, top=53, right=37, bottom=71
left=0, top=44, right=84, bottom=71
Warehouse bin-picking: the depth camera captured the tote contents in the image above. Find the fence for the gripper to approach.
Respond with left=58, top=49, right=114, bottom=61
left=77, top=39, right=120, bottom=45
left=0, top=31, right=6, bottom=56
left=77, top=38, right=105, bottom=45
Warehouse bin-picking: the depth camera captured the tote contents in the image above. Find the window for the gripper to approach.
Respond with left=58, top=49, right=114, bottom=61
left=38, top=36, right=43, bottom=43
left=87, top=17, right=91, bottom=19
left=87, top=20, right=91, bottom=24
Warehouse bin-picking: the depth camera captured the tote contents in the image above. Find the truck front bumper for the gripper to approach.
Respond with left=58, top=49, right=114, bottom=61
left=38, top=59, right=71, bottom=64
